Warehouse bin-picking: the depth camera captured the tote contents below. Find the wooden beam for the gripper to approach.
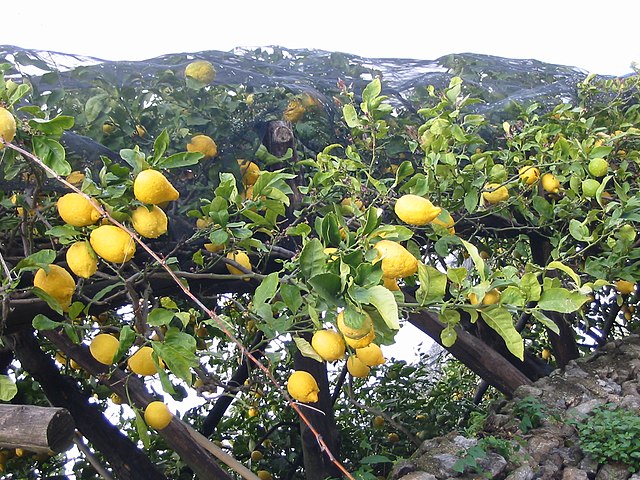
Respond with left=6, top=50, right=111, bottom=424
left=0, top=404, right=74, bottom=453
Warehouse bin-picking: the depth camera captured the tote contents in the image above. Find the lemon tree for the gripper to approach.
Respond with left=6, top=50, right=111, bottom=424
left=1, top=49, right=640, bottom=480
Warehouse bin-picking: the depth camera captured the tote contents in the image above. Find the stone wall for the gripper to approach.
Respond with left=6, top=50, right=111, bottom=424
left=390, top=335, right=640, bottom=480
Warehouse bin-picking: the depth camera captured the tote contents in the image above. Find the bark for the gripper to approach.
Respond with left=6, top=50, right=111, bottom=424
left=0, top=405, right=74, bottom=453
left=8, top=329, right=167, bottom=480
left=293, top=332, right=342, bottom=480
left=407, top=307, right=532, bottom=397
left=43, top=328, right=238, bottom=480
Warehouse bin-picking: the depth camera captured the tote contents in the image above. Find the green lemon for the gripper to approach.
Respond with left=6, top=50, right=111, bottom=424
left=581, top=179, right=601, bottom=198
left=588, top=158, right=608, bottom=178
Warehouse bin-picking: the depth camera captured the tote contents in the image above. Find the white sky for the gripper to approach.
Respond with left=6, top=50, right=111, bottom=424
left=2, top=0, right=638, bottom=76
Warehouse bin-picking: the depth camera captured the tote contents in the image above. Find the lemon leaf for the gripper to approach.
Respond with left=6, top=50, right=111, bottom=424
left=531, top=309, right=560, bottom=335
left=148, top=308, right=175, bottom=327
left=32, top=314, right=62, bottom=331
left=254, top=272, right=279, bottom=306
left=134, top=409, right=151, bottom=449
left=480, top=307, right=523, bottom=361
left=0, top=375, right=17, bottom=402
left=113, top=326, right=135, bottom=364
left=538, top=288, right=589, bottom=313
left=459, top=239, right=487, bottom=281
left=152, top=330, right=198, bottom=383
left=299, top=238, right=326, bottom=279
left=416, top=264, right=447, bottom=305
left=351, top=285, right=399, bottom=330
left=545, top=261, right=581, bottom=287
left=293, top=337, right=323, bottom=363
left=343, top=104, right=360, bottom=128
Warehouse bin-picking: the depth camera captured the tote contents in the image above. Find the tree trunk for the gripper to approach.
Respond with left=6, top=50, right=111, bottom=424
left=407, top=308, right=532, bottom=397
left=0, top=405, right=74, bottom=453
left=42, top=328, right=240, bottom=480
left=293, top=333, right=342, bottom=480
left=8, top=329, right=168, bottom=480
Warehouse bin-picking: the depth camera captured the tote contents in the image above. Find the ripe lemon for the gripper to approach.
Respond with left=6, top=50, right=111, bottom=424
left=89, top=334, right=119, bottom=365
left=286, top=370, right=320, bottom=403
left=337, top=311, right=373, bottom=340
left=344, top=329, right=375, bottom=349
left=615, top=279, right=635, bottom=295
left=283, top=99, right=305, bottom=122
left=0, top=107, right=17, bottom=148
left=128, top=346, right=164, bottom=376
left=57, top=193, right=102, bottom=227
left=372, top=240, right=418, bottom=278
left=204, top=242, right=225, bottom=253
left=482, top=183, right=509, bottom=204
left=382, top=276, right=400, bottom=291
left=250, top=450, right=264, bottom=462
left=356, top=343, right=385, bottom=366
left=33, top=264, right=76, bottom=311
left=581, top=179, right=600, bottom=198
left=110, top=393, right=122, bottom=405
left=187, top=135, right=218, bottom=158
left=324, top=247, right=339, bottom=262
left=257, top=471, right=273, bottom=480
left=541, top=173, right=561, bottom=194
left=347, top=355, right=370, bottom=378
left=184, top=60, right=216, bottom=84
left=135, top=124, right=147, bottom=138
left=541, top=348, right=552, bottom=361
left=238, top=159, right=260, bottom=186
left=65, top=171, right=85, bottom=186
left=196, top=217, right=212, bottom=229
left=311, top=330, right=346, bottom=361
left=102, top=122, right=116, bottom=134
left=518, top=165, right=540, bottom=185
left=394, top=194, right=442, bottom=226
left=90, top=225, right=136, bottom=264
left=131, top=205, right=168, bottom=239
left=66, top=241, right=98, bottom=278
left=588, top=157, right=608, bottom=178
left=482, top=288, right=501, bottom=305
left=144, top=401, right=173, bottom=430
left=373, top=415, right=385, bottom=427
left=133, top=169, right=179, bottom=205
left=226, top=250, right=251, bottom=275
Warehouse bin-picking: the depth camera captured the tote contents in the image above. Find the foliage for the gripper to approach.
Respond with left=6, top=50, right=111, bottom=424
left=512, top=395, right=549, bottom=433
left=571, top=404, right=640, bottom=472
left=452, top=435, right=516, bottom=474
left=0, top=47, right=639, bottom=479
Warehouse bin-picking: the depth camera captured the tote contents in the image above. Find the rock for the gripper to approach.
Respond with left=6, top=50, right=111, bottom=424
left=389, top=460, right=418, bottom=480
left=562, top=467, right=589, bottom=480
left=566, top=399, right=605, bottom=419
left=476, top=452, right=508, bottom=477
left=397, top=473, right=437, bottom=480
left=595, top=462, right=632, bottom=480
left=505, top=465, right=535, bottom=480
left=527, top=436, right=561, bottom=463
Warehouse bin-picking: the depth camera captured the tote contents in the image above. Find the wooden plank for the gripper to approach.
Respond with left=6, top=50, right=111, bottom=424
left=0, top=404, right=74, bottom=453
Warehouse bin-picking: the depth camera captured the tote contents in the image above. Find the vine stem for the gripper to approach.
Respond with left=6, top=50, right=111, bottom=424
left=4, top=140, right=354, bottom=480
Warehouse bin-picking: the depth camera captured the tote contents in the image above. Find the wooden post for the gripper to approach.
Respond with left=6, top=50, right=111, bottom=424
left=0, top=404, right=74, bottom=453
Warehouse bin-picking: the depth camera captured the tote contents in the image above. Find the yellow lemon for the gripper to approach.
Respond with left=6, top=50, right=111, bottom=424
left=311, top=330, right=346, bottom=361
left=33, top=264, right=76, bottom=311
left=110, top=393, right=122, bottom=405
left=356, top=343, right=385, bottom=366
left=382, top=276, right=400, bottom=291
left=196, top=217, right=212, bottom=229
left=57, top=193, right=102, bottom=227
left=541, top=348, right=552, bottom=361
left=133, top=169, right=179, bottom=205
left=283, top=99, right=306, bottom=122
left=226, top=250, right=251, bottom=275
left=286, top=370, right=320, bottom=403
left=89, top=334, right=119, bottom=365
left=185, top=60, right=216, bottom=84
left=347, top=355, right=370, bottom=378
left=66, top=241, right=98, bottom=278
left=187, top=134, right=218, bottom=158
left=250, top=450, right=264, bottom=462
left=372, top=240, right=418, bottom=278
left=518, top=166, right=540, bottom=185
left=90, top=225, right=136, bottom=264
left=615, top=279, right=635, bottom=295
left=135, top=124, right=147, bottom=138
left=102, top=122, right=116, bottom=134
left=344, top=329, right=375, bottom=349
left=131, top=205, right=168, bottom=239
left=257, top=471, right=273, bottom=480
left=65, top=171, right=85, bottom=186
left=238, top=159, right=260, bottom=186
left=0, top=107, right=17, bottom=148
left=204, top=242, right=225, bottom=253
left=337, top=311, right=374, bottom=340
left=144, top=401, right=173, bottom=430
left=128, top=346, right=164, bottom=376
left=482, top=183, right=509, bottom=204
left=431, top=211, right=455, bottom=234
left=394, top=194, right=442, bottom=226
left=482, top=288, right=501, bottom=305
left=541, top=173, right=561, bottom=194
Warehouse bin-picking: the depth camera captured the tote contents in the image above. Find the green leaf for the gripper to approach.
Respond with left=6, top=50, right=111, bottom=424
left=280, top=283, right=303, bottom=314
left=15, top=249, right=56, bottom=272
left=156, top=152, right=203, bottom=169
left=480, top=307, right=524, bottom=360
left=521, top=272, right=541, bottom=301
left=299, top=238, right=326, bottom=279
left=0, top=375, right=17, bottom=401
left=148, top=308, right=175, bottom=327
left=416, top=263, right=448, bottom=304
left=309, top=273, right=342, bottom=304
left=254, top=272, right=279, bottom=306
left=447, top=267, right=468, bottom=285
left=343, top=104, right=360, bottom=128
left=28, top=115, right=74, bottom=135
left=151, top=129, right=170, bottom=163
left=32, top=314, right=62, bottom=331
left=531, top=310, right=560, bottom=335
left=569, top=219, right=593, bottom=242
left=152, top=329, right=198, bottom=383
left=32, top=137, right=71, bottom=176
left=84, top=93, right=109, bottom=123
left=293, top=337, right=323, bottom=362
left=134, top=409, right=151, bottom=449
left=350, top=285, right=399, bottom=330
left=546, top=261, right=582, bottom=287
left=362, top=78, right=382, bottom=105
left=538, top=288, right=588, bottom=313
left=31, top=287, right=64, bottom=315
left=360, top=455, right=393, bottom=465
left=459, top=239, right=487, bottom=281
left=113, top=326, right=136, bottom=364
left=120, top=147, right=147, bottom=171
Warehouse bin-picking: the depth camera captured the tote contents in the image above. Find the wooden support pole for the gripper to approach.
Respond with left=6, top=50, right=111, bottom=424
left=0, top=404, right=75, bottom=454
